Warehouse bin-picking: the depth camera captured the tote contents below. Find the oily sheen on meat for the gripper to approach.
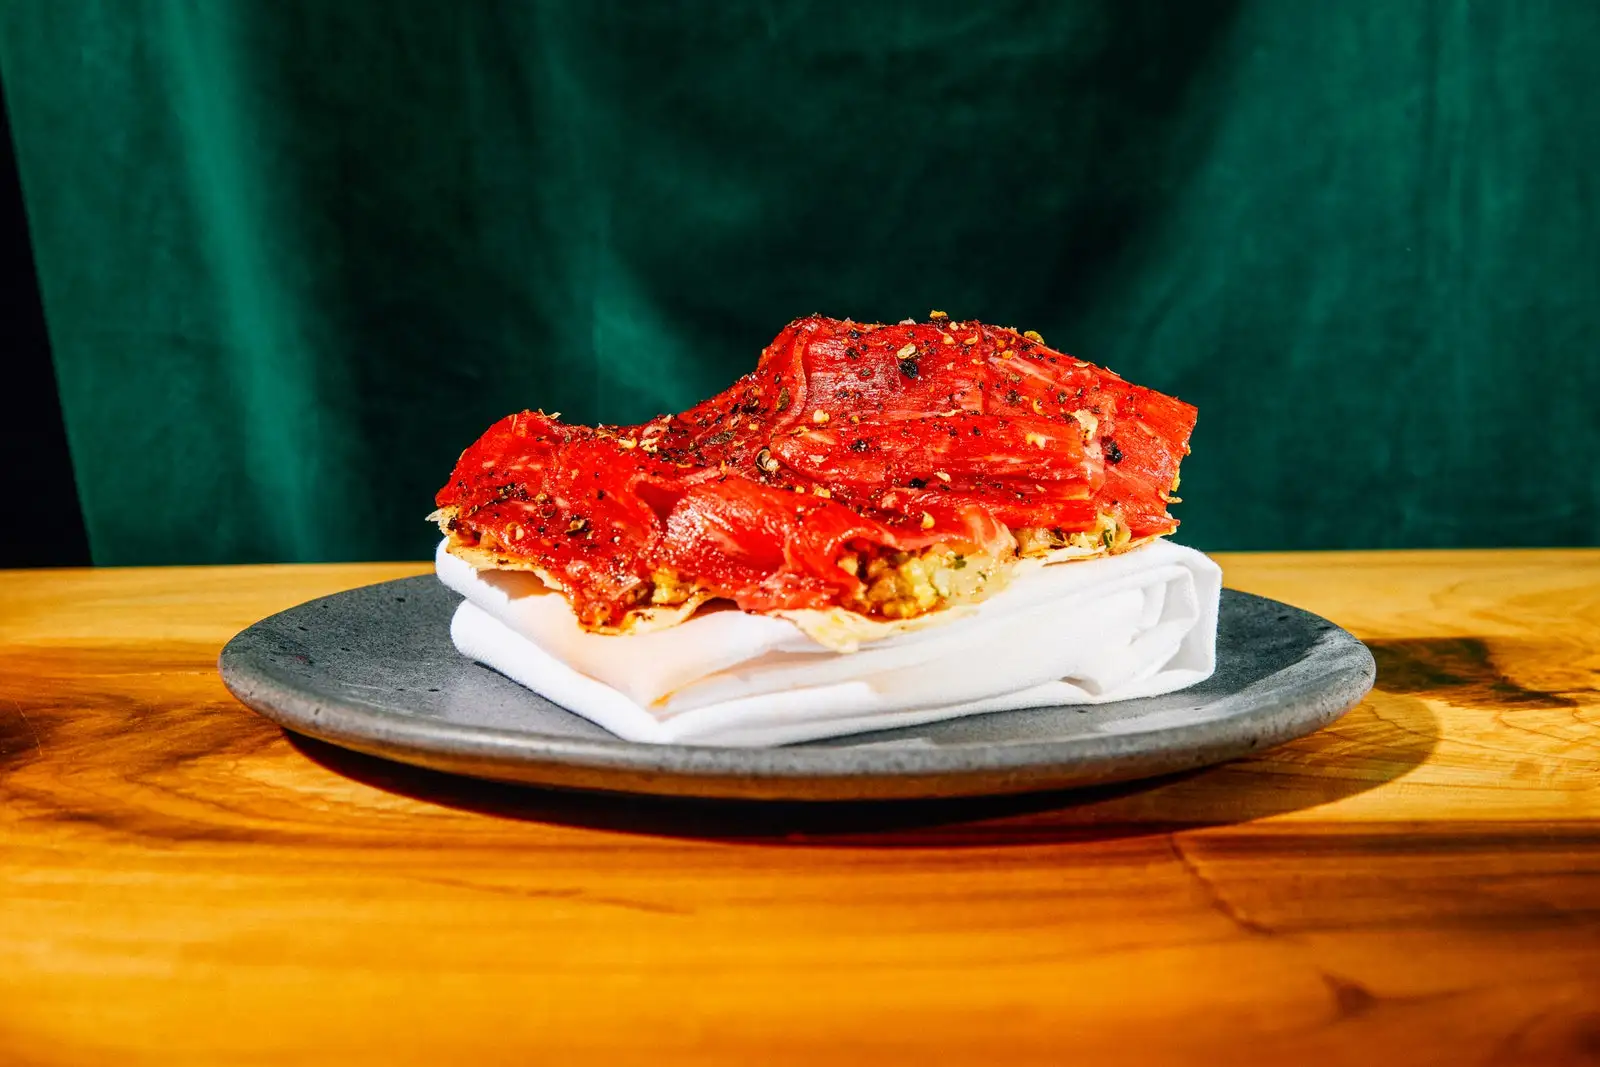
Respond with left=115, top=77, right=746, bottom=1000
left=433, top=314, right=1196, bottom=634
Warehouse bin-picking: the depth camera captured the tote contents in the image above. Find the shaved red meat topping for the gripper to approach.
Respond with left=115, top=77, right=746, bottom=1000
left=435, top=315, right=1196, bottom=628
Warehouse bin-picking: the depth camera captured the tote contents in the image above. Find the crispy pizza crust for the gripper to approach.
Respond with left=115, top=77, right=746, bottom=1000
left=430, top=508, right=714, bottom=635
left=431, top=506, right=1162, bottom=653
left=778, top=531, right=1159, bottom=652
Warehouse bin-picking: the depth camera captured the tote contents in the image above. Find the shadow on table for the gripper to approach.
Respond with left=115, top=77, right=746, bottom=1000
left=285, top=686, right=1439, bottom=847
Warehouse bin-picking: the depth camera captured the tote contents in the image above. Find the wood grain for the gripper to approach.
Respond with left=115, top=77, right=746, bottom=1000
left=1, top=552, right=1597, bottom=1066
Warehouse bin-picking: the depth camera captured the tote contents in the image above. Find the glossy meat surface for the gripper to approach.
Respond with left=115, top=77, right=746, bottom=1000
left=435, top=315, right=1196, bottom=629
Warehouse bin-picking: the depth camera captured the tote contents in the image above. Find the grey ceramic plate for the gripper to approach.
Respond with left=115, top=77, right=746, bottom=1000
left=219, top=577, right=1374, bottom=801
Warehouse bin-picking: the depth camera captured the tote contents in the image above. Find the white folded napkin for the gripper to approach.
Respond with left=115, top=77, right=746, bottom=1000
left=435, top=537, right=1221, bottom=747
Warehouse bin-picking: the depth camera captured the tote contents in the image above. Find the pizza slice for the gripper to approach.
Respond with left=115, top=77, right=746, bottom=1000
left=432, top=314, right=1196, bottom=650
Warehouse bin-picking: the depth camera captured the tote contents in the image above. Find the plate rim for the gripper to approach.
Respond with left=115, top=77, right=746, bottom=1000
left=219, top=577, right=1375, bottom=800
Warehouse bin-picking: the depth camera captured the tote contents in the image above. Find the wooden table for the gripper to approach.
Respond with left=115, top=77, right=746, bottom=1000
left=1, top=551, right=1597, bottom=1066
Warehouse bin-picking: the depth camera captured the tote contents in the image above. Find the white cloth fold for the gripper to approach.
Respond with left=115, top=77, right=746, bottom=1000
left=436, top=538, right=1221, bottom=747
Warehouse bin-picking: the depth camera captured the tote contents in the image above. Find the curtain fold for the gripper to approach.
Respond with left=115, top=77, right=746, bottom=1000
left=3, top=1, right=1596, bottom=563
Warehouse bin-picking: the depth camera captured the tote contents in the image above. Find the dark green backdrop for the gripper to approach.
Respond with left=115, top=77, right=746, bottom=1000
left=4, top=2, right=1597, bottom=564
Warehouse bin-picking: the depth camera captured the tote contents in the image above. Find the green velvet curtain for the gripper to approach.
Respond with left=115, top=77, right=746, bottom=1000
left=3, top=2, right=1596, bottom=565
